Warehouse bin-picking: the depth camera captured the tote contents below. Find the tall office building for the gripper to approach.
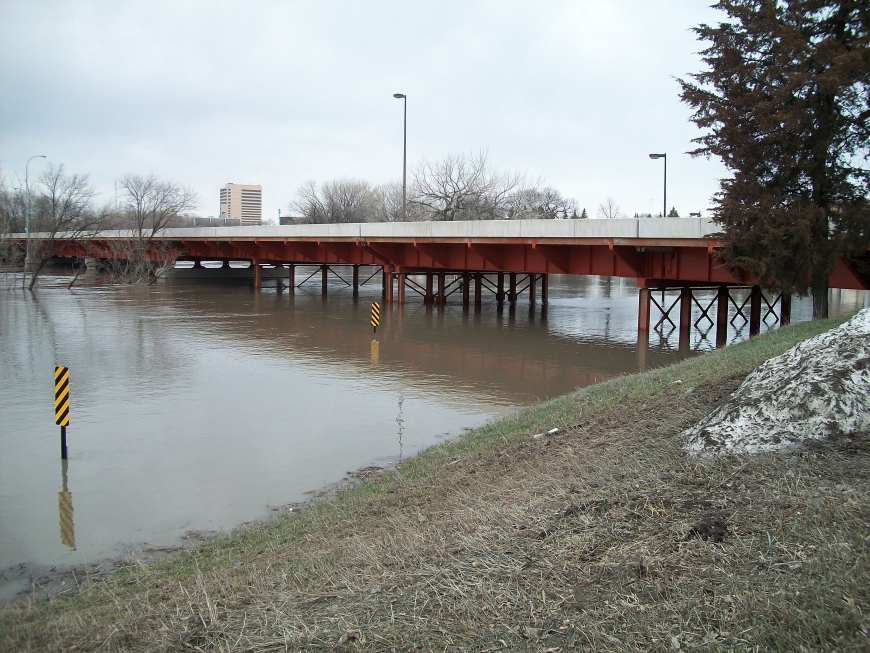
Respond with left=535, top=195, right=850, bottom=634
left=219, top=183, right=262, bottom=226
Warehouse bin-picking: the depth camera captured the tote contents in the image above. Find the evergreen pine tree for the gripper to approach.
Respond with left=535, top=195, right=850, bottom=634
left=680, top=0, right=870, bottom=318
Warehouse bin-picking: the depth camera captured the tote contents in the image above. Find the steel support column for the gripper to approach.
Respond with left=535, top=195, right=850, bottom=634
left=749, top=285, right=761, bottom=336
left=320, top=264, right=328, bottom=296
left=462, top=273, right=470, bottom=306
left=474, top=273, right=482, bottom=307
left=385, top=269, right=394, bottom=304
left=437, top=272, right=446, bottom=304
left=509, top=273, right=517, bottom=303
left=497, top=272, right=505, bottom=303
left=636, top=330, right=649, bottom=372
left=541, top=274, right=548, bottom=304
left=679, top=286, right=692, bottom=352
left=397, top=272, right=406, bottom=304
left=637, top=287, right=651, bottom=332
left=253, top=259, right=261, bottom=290
left=529, top=274, right=536, bottom=304
left=287, top=265, right=295, bottom=293
left=425, top=273, right=434, bottom=304
left=716, top=285, right=728, bottom=348
left=780, top=292, right=792, bottom=326
left=352, top=265, right=359, bottom=297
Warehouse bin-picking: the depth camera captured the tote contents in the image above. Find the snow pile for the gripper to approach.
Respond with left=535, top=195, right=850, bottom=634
left=684, top=308, right=870, bottom=456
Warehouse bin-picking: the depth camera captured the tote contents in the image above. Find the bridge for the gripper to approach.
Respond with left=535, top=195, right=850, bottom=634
left=26, top=218, right=870, bottom=347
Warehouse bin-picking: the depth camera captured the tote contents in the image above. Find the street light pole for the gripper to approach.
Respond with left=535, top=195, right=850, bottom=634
left=393, top=93, right=407, bottom=220
left=648, top=153, right=666, bottom=217
left=25, top=154, right=47, bottom=274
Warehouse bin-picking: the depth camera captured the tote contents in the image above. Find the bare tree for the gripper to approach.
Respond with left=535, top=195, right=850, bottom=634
left=26, top=164, right=103, bottom=290
left=596, top=196, right=626, bottom=219
left=371, top=181, right=404, bottom=222
left=0, top=172, right=26, bottom=275
left=292, top=178, right=375, bottom=224
left=411, top=151, right=522, bottom=221
left=113, top=174, right=198, bottom=284
left=506, top=184, right=577, bottom=220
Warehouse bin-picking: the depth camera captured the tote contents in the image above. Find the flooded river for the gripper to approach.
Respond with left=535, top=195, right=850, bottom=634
left=1, top=269, right=866, bottom=599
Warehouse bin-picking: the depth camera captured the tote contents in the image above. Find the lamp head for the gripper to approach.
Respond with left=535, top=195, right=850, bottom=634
left=393, top=93, right=406, bottom=99
left=648, top=153, right=665, bottom=159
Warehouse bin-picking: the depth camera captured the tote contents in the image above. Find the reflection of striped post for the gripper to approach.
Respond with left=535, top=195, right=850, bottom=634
left=58, top=492, right=76, bottom=548
left=54, top=366, right=70, bottom=459
left=370, top=302, right=381, bottom=334
left=59, top=459, right=75, bottom=549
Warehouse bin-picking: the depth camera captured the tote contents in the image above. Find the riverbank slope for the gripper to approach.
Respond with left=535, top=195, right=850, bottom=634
left=3, top=315, right=869, bottom=651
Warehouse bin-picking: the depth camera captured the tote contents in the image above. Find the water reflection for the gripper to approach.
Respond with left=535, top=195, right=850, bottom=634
left=58, top=460, right=75, bottom=550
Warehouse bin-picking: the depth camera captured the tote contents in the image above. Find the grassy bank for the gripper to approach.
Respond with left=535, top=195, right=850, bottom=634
left=3, top=315, right=869, bottom=652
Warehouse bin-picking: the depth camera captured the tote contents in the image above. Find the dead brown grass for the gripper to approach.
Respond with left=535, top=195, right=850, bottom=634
left=2, top=317, right=869, bottom=652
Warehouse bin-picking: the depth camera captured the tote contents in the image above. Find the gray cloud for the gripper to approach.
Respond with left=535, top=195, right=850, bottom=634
left=1, top=0, right=728, bottom=220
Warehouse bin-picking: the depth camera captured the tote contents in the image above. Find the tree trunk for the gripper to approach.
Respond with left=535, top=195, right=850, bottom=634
left=27, top=259, right=47, bottom=291
left=812, top=279, right=829, bottom=319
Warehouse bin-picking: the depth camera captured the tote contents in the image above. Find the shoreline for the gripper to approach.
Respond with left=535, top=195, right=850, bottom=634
left=0, top=458, right=405, bottom=607
left=3, top=313, right=869, bottom=651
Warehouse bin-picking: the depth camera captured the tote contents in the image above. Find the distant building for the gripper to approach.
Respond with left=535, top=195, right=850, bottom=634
left=219, top=183, right=262, bottom=226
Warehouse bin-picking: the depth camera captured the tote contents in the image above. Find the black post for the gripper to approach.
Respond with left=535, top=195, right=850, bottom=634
left=61, top=425, right=67, bottom=460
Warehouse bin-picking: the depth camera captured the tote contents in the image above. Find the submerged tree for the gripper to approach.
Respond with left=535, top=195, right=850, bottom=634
left=113, top=174, right=197, bottom=284
left=26, top=164, right=103, bottom=290
left=680, top=0, right=870, bottom=318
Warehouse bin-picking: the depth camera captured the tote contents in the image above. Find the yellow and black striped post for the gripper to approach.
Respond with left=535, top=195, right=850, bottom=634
left=370, top=301, right=381, bottom=333
left=54, top=366, right=70, bottom=459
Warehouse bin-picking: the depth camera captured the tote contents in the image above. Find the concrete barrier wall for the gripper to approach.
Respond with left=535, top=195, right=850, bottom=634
left=156, top=218, right=716, bottom=241
left=20, top=218, right=718, bottom=242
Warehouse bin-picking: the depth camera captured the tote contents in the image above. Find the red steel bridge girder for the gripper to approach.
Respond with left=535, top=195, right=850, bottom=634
left=39, top=236, right=870, bottom=290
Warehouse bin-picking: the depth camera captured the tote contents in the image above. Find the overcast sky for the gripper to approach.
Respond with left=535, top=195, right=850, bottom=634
left=1, top=1, right=729, bottom=221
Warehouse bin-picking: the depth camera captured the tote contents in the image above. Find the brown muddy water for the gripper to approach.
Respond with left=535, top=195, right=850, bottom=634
left=1, top=269, right=866, bottom=601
